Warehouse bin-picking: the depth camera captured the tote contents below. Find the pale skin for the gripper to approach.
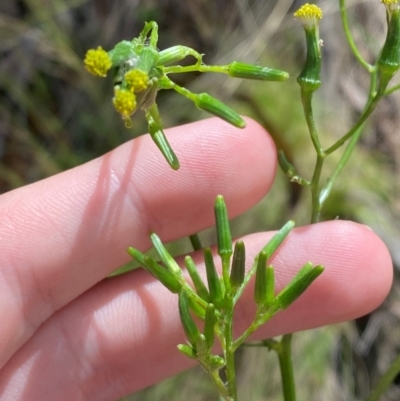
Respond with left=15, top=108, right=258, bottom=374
left=0, top=117, right=393, bottom=401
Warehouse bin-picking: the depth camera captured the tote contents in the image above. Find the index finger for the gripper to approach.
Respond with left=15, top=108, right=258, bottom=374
left=0, top=117, right=276, bottom=367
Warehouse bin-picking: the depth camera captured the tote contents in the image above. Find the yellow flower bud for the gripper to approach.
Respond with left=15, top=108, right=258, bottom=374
left=113, top=88, right=137, bottom=117
left=125, top=69, right=149, bottom=92
left=84, top=46, right=112, bottom=77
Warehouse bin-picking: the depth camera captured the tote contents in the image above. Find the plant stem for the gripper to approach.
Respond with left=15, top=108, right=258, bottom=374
left=339, top=0, right=373, bottom=72
left=163, top=64, right=229, bottom=75
left=299, top=89, right=325, bottom=223
left=277, top=334, right=296, bottom=401
left=310, top=154, right=324, bottom=223
left=365, top=353, right=400, bottom=401
left=224, top=296, right=238, bottom=401
left=189, top=233, right=202, bottom=251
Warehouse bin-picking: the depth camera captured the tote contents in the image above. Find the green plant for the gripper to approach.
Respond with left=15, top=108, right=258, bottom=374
left=84, top=1, right=400, bottom=400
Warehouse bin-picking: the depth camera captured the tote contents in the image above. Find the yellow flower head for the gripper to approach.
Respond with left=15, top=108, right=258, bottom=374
left=294, top=4, right=323, bottom=28
left=113, top=88, right=137, bottom=117
left=125, top=69, right=149, bottom=92
left=84, top=46, right=112, bottom=77
left=382, top=0, right=399, bottom=12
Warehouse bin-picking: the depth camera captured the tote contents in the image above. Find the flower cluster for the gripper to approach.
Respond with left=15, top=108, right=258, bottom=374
left=125, top=69, right=149, bottom=93
left=112, top=89, right=137, bottom=119
left=294, top=3, right=323, bottom=29
left=382, top=0, right=399, bottom=13
left=83, top=46, right=112, bottom=77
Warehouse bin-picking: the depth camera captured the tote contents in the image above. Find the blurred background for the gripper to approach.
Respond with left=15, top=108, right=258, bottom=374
left=1, top=0, right=400, bottom=399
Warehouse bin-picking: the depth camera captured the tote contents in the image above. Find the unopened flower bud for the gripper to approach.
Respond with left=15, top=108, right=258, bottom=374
left=294, top=4, right=323, bottom=94
left=228, top=61, right=289, bottom=81
left=195, top=93, right=245, bottom=128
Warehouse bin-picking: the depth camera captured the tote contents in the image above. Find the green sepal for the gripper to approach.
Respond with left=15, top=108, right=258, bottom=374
left=108, top=40, right=137, bottom=66
left=214, top=195, right=233, bottom=262
left=254, top=251, right=268, bottom=305
left=204, top=247, right=224, bottom=309
left=276, top=263, right=324, bottom=309
left=150, top=233, right=182, bottom=275
left=177, top=344, right=197, bottom=359
left=297, top=27, right=321, bottom=94
left=185, top=256, right=210, bottom=302
left=127, top=247, right=182, bottom=293
left=378, top=8, right=400, bottom=91
left=228, top=61, right=289, bottom=81
left=265, top=265, right=275, bottom=307
left=178, top=290, right=201, bottom=345
left=203, top=303, right=216, bottom=349
left=230, top=240, right=246, bottom=291
left=195, top=93, right=246, bottom=128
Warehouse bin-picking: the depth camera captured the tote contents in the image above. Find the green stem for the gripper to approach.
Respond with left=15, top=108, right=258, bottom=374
left=365, top=353, right=400, bottom=401
left=224, top=297, right=238, bottom=401
left=324, top=71, right=385, bottom=155
left=300, top=89, right=323, bottom=156
left=385, top=82, right=400, bottom=95
left=277, top=334, right=296, bottom=401
left=319, top=68, right=379, bottom=206
left=339, top=0, right=373, bottom=72
left=208, top=369, right=232, bottom=401
left=163, top=64, right=229, bottom=75
left=310, top=154, right=324, bottom=223
left=300, top=89, right=325, bottom=223
left=232, top=306, right=279, bottom=351
left=319, top=122, right=363, bottom=207
left=189, top=233, right=202, bottom=251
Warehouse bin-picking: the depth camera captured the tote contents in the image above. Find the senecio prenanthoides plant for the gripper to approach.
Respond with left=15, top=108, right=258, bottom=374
left=83, top=1, right=400, bottom=401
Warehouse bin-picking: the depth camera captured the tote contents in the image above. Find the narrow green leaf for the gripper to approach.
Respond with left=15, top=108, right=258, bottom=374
left=185, top=256, right=210, bottom=301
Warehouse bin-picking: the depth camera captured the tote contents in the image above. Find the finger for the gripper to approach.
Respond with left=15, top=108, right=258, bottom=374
left=0, top=221, right=392, bottom=401
left=0, top=117, right=275, bottom=368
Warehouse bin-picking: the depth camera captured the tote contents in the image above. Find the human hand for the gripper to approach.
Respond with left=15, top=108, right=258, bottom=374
left=0, top=118, right=392, bottom=400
